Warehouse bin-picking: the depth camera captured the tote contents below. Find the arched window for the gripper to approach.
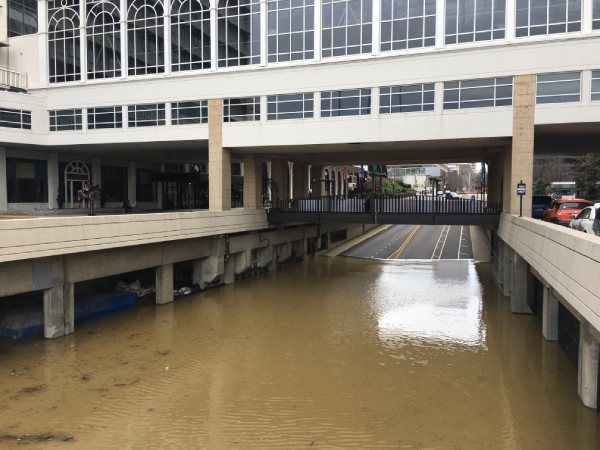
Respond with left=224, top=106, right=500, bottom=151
left=171, top=0, right=211, bottom=71
left=267, top=0, right=314, bottom=63
left=217, top=0, right=261, bottom=67
left=127, top=0, right=165, bottom=75
left=48, top=0, right=81, bottom=83
left=87, top=0, right=121, bottom=79
left=322, top=0, right=372, bottom=58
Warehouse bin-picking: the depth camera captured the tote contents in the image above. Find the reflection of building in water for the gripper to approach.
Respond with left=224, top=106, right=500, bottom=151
left=375, top=261, right=485, bottom=348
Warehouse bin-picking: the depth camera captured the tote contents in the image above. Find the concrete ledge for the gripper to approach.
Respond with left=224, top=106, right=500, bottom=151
left=497, top=213, right=600, bottom=333
left=0, top=209, right=269, bottom=263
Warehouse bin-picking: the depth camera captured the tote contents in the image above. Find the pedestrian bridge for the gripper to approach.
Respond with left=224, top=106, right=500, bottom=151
left=267, top=195, right=501, bottom=226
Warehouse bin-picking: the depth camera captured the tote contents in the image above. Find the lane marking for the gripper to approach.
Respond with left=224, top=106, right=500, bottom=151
left=387, top=225, right=421, bottom=259
left=431, top=225, right=451, bottom=260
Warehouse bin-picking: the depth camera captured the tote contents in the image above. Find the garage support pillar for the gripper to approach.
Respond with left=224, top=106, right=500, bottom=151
left=578, top=318, right=600, bottom=409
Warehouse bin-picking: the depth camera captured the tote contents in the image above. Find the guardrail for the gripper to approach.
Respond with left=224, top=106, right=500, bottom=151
left=0, top=66, right=27, bottom=90
left=267, top=194, right=501, bottom=226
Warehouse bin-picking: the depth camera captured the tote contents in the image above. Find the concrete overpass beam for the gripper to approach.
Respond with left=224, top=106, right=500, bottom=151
left=578, top=319, right=600, bottom=409
left=542, top=287, right=559, bottom=341
left=155, top=264, right=174, bottom=305
left=511, top=252, right=532, bottom=313
left=209, top=98, right=231, bottom=211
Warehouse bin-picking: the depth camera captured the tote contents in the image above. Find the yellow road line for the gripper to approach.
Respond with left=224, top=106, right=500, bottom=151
left=387, top=225, right=421, bottom=259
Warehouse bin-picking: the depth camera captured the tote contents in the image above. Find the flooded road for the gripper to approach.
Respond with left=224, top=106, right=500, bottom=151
left=1, top=258, right=599, bottom=448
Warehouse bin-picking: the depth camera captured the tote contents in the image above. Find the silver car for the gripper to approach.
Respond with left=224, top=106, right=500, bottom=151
left=569, top=205, right=598, bottom=234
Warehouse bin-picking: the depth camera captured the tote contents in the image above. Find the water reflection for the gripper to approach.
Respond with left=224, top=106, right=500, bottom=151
left=375, top=260, right=486, bottom=349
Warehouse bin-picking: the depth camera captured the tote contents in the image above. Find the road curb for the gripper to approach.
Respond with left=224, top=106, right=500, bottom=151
left=322, top=225, right=393, bottom=258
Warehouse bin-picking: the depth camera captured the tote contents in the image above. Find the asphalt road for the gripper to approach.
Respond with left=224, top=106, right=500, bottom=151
left=341, top=224, right=473, bottom=260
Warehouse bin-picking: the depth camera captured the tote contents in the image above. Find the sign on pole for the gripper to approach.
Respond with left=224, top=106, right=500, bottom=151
left=517, top=180, right=526, bottom=217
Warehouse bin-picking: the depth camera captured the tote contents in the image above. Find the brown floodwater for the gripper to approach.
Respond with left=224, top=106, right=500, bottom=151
left=1, top=258, right=599, bottom=449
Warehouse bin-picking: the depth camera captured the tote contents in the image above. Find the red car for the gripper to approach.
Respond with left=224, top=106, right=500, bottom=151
left=542, top=199, right=591, bottom=226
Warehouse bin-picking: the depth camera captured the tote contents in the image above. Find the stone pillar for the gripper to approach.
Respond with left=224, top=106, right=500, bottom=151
left=155, top=264, right=174, bottom=305
left=542, top=287, right=559, bottom=341
left=510, top=75, right=536, bottom=216
left=578, top=319, right=600, bottom=409
left=128, top=161, right=136, bottom=205
left=208, top=98, right=231, bottom=211
left=0, top=147, right=7, bottom=212
left=43, top=256, right=68, bottom=339
left=511, top=251, right=532, bottom=313
left=243, top=154, right=262, bottom=209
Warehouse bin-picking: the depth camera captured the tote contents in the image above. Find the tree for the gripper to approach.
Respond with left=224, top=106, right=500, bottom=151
left=533, top=178, right=547, bottom=195
left=574, top=153, right=600, bottom=197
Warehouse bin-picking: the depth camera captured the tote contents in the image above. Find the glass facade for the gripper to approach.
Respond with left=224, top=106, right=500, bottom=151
left=172, top=101, right=209, bottom=124
left=268, top=0, right=315, bottom=62
left=321, top=89, right=371, bottom=116
left=381, top=0, right=436, bottom=51
left=6, top=158, right=48, bottom=203
left=379, top=83, right=435, bottom=113
left=86, top=0, right=121, bottom=79
left=49, top=109, right=83, bottom=131
left=322, top=0, right=372, bottom=57
left=223, top=97, right=261, bottom=122
left=88, top=107, right=123, bottom=129
left=267, top=93, right=314, bottom=119
left=443, top=77, right=513, bottom=109
left=536, top=72, right=581, bottom=104
left=8, top=0, right=37, bottom=37
left=218, top=0, right=261, bottom=67
left=127, top=0, right=165, bottom=76
left=128, top=103, right=166, bottom=126
left=515, top=0, right=581, bottom=37
left=592, top=71, right=600, bottom=101
left=48, top=0, right=81, bottom=83
left=0, top=108, right=32, bottom=129
left=171, top=0, right=211, bottom=71
left=445, top=0, right=505, bottom=44
left=594, top=0, right=600, bottom=29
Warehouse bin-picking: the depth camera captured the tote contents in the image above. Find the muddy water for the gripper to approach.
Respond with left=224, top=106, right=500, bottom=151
left=1, top=258, right=599, bottom=449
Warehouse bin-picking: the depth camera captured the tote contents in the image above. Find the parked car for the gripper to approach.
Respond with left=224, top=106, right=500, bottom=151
left=445, top=191, right=460, bottom=200
left=542, top=199, right=591, bottom=226
left=532, top=195, right=553, bottom=219
left=569, top=204, right=599, bottom=234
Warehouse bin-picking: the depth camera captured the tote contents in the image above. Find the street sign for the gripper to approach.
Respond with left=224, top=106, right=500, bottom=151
left=517, top=183, right=526, bottom=196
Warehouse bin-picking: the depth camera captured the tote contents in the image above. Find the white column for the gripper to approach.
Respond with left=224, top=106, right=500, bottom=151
left=288, top=161, right=294, bottom=200
left=583, top=0, right=593, bottom=33
left=371, top=87, right=380, bottom=115
left=307, top=164, right=312, bottom=190
left=582, top=70, right=592, bottom=103
left=47, top=153, right=59, bottom=210
left=128, top=161, right=137, bottom=205
left=79, top=0, right=87, bottom=82
left=164, top=0, right=172, bottom=75
left=371, top=0, right=381, bottom=55
left=313, top=0, right=322, bottom=61
left=210, top=2, right=218, bottom=70
left=0, top=147, right=7, bottom=212
left=314, top=91, right=321, bottom=118
left=434, top=81, right=444, bottom=111
left=120, top=0, right=128, bottom=77
left=435, top=0, right=445, bottom=49
left=260, top=95, right=268, bottom=123
left=38, top=0, right=48, bottom=87
left=260, top=0, right=268, bottom=66
left=505, top=0, right=516, bottom=41
left=165, top=101, right=172, bottom=125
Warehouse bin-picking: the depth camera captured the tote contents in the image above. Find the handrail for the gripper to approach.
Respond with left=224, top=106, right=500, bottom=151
left=0, top=66, right=28, bottom=90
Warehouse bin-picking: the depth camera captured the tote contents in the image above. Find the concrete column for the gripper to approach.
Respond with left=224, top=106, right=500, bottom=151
left=209, top=99, right=231, bottom=211
left=0, top=147, right=7, bottom=212
left=578, top=319, right=600, bottom=409
left=243, top=154, right=262, bottom=209
left=496, top=237, right=504, bottom=285
left=542, top=287, right=559, bottom=341
left=511, top=252, right=532, bottom=313
left=502, top=241, right=512, bottom=297
left=128, top=161, right=136, bottom=205
left=64, top=282, right=75, bottom=335
left=510, top=75, right=536, bottom=216
left=155, top=264, right=174, bottom=305
left=223, top=257, right=236, bottom=284
left=43, top=256, right=67, bottom=338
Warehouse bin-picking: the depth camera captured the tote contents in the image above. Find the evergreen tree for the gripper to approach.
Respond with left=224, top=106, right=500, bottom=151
left=533, top=178, right=547, bottom=195
left=574, top=153, right=600, bottom=197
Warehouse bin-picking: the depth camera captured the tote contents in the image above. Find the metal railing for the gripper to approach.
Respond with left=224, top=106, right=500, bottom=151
left=0, top=66, right=28, bottom=91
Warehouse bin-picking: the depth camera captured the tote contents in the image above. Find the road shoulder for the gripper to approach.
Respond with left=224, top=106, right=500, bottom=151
left=470, top=226, right=491, bottom=262
left=322, top=225, right=392, bottom=258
